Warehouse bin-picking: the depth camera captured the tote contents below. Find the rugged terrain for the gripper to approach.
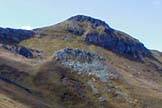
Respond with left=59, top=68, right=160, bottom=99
left=0, top=15, right=162, bottom=108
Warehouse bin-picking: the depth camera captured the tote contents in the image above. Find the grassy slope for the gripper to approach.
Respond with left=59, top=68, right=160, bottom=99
left=0, top=57, right=116, bottom=108
left=20, top=37, right=94, bottom=56
left=19, top=33, right=162, bottom=108
left=31, top=59, right=146, bottom=108
left=152, top=50, right=162, bottom=63
left=0, top=48, right=162, bottom=108
left=0, top=44, right=135, bottom=108
left=0, top=20, right=162, bottom=107
left=0, top=93, right=29, bottom=108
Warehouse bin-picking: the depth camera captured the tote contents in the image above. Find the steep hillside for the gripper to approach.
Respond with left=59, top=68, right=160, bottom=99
left=0, top=15, right=162, bottom=108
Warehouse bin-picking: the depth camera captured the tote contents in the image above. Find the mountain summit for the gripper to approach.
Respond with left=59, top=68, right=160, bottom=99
left=35, top=15, right=152, bottom=61
left=0, top=15, right=150, bottom=61
left=68, top=15, right=110, bottom=29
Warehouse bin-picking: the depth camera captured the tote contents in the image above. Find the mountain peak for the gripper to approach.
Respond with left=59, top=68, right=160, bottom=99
left=0, top=15, right=152, bottom=61
left=65, top=15, right=151, bottom=61
left=34, top=15, right=152, bottom=61
left=68, top=15, right=110, bottom=28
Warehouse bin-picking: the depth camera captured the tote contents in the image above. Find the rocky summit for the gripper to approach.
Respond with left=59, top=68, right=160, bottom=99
left=68, top=15, right=110, bottom=29
left=66, top=15, right=152, bottom=61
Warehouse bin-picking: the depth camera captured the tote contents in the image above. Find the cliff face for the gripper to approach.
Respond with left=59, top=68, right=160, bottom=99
left=66, top=15, right=152, bottom=61
left=84, top=30, right=151, bottom=61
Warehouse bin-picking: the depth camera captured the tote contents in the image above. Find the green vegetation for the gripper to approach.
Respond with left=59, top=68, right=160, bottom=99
left=21, top=37, right=95, bottom=56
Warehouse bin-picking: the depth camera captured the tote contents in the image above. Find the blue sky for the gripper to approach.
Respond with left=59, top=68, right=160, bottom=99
left=0, top=0, right=162, bottom=51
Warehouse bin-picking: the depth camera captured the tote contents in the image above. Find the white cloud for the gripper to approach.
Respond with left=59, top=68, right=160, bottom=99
left=20, top=25, right=33, bottom=30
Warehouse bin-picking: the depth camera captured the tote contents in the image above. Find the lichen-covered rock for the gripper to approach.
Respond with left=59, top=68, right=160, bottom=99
left=55, top=48, right=105, bottom=62
left=54, top=48, right=117, bottom=81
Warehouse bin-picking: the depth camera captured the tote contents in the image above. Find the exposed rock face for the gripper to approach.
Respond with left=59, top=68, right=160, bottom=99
left=66, top=15, right=152, bottom=61
left=54, top=48, right=117, bottom=81
left=2, top=44, right=42, bottom=58
left=55, top=48, right=105, bottom=62
left=0, top=27, right=35, bottom=44
left=85, top=30, right=151, bottom=61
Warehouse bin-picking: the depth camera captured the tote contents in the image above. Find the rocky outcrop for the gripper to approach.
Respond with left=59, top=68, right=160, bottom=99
left=0, top=27, right=41, bottom=58
left=54, top=48, right=118, bottom=81
left=0, top=27, right=38, bottom=58
left=68, top=15, right=110, bottom=29
left=0, top=27, right=35, bottom=44
left=2, top=44, right=42, bottom=58
left=85, top=30, right=151, bottom=61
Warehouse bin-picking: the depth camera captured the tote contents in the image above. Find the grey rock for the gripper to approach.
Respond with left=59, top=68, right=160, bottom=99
left=54, top=48, right=116, bottom=81
left=85, top=31, right=151, bottom=61
left=98, top=96, right=107, bottom=102
left=2, top=44, right=42, bottom=58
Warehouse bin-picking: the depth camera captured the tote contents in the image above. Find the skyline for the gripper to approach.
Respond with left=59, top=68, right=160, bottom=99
left=0, top=0, right=162, bottom=51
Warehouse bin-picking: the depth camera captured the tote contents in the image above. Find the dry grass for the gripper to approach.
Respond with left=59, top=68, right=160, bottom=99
left=0, top=93, right=29, bottom=108
left=20, top=36, right=100, bottom=58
